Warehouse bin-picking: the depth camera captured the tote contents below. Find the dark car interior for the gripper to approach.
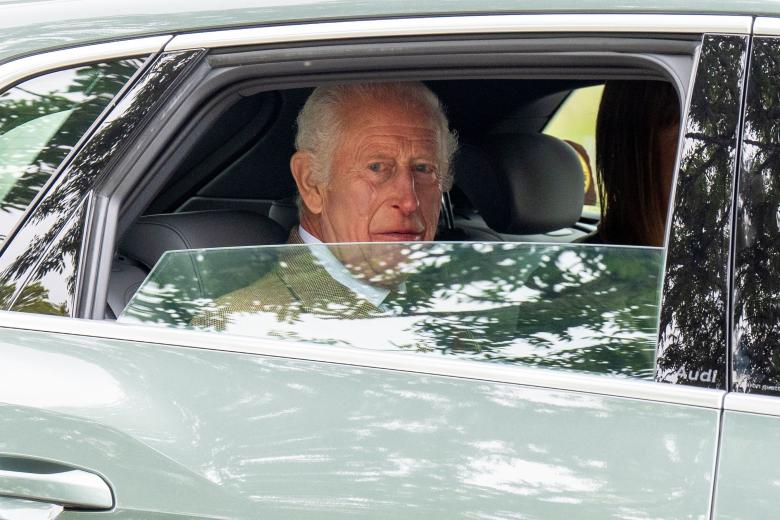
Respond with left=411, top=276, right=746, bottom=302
left=137, top=79, right=593, bottom=235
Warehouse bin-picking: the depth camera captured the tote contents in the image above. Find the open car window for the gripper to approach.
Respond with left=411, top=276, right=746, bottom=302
left=120, top=241, right=663, bottom=379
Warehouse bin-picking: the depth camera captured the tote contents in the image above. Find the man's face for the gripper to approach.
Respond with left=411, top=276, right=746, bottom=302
left=317, top=99, right=443, bottom=244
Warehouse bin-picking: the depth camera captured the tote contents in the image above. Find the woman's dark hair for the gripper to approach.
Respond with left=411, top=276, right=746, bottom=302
left=595, top=80, right=680, bottom=245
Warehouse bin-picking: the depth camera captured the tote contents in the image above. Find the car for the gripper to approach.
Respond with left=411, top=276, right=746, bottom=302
left=0, top=1, right=778, bottom=518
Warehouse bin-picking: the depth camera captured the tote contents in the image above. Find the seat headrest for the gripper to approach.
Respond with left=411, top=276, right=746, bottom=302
left=454, top=133, right=585, bottom=234
left=120, top=210, right=287, bottom=269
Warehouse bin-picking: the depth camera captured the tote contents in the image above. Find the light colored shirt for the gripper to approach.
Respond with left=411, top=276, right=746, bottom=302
left=298, top=226, right=392, bottom=307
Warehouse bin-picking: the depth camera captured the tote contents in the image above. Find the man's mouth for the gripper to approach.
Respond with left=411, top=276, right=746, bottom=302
left=372, top=229, right=424, bottom=241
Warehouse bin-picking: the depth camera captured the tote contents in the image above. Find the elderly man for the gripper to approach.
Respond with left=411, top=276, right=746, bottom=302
left=193, top=82, right=458, bottom=329
left=290, top=81, right=457, bottom=245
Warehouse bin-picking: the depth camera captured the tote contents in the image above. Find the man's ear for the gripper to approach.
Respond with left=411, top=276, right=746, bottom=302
left=290, top=151, right=324, bottom=214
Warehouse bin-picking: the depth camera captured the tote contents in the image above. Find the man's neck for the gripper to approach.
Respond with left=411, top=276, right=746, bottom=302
left=297, top=225, right=391, bottom=307
left=298, top=214, right=323, bottom=242
left=298, top=225, right=321, bottom=245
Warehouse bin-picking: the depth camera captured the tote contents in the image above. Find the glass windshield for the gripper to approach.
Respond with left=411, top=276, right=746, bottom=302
left=120, top=242, right=663, bottom=379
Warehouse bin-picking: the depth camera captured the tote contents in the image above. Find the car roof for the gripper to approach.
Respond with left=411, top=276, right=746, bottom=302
left=0, top=0, right=774, bottom=65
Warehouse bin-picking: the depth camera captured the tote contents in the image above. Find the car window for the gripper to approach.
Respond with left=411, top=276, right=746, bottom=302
left=0, top=58, right=144, bottom=244
left=120, top=241, right=663, bottom=379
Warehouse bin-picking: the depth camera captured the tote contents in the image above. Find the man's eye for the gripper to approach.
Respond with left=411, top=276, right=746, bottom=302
left=368, top=162, right=387, bottom=173
left=413, top=163, right=435, bottom=174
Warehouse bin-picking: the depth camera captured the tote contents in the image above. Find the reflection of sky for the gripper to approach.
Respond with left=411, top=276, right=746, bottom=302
left=555, top=250, right=597, bottom=284
left=480, top=384, right=608, bottom=411
left=0, top=343, right=124, bottom=408
left=218, top=311, right=425, bottom=351
left=1, top=68, right=83, bottom=100
left=460, top=456, right=602, bottom=497
left=190, top=308, right=651, bottom=363
left=502, top=325, right=653, bottom=359
left=430, top=282, right=539, bottom=312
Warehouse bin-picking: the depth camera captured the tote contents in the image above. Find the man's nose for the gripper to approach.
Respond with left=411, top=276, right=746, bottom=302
left=391, top=168, right=420, bottom=214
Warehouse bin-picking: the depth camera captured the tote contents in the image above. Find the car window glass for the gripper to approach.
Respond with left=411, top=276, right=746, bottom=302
left=121, top=242, right=664, bottom=379
left=733, top=36, right=780, bottom=395
left=8, top=201, right=86, bottom=316
left=0, top=58, right=144, bottom=244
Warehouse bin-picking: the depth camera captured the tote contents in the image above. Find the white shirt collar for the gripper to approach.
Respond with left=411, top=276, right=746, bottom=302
left=298, top=226, right=391, bottom=307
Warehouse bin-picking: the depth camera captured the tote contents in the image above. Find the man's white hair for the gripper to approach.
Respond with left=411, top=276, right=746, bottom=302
left=294, top=82, right=458, bottom=191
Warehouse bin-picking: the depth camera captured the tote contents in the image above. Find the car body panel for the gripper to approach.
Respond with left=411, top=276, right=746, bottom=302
left=0, top=1, right=770, bottom=65
left=165, top=15, right=751, bottom=53
left=713, top=395, right=780, bottom=519
left=0, top=324, right=722, bottom=518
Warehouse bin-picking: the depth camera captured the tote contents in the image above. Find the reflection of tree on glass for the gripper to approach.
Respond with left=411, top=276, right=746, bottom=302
left=122, top=242, right=663, bottom=379
left=0, top=58, right=145, bottom=315
left=656, top=35, right=748, bottom=389
left=732, top=38, right=780, bottom=395
left=0, top=59, right=143, bottom=242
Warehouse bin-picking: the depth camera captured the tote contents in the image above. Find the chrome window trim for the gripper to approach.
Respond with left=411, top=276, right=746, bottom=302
left=753, top=17, right=780, bottom=36
left=0, top=310, right=723, bottom=409
left=166, top=14, right=751, bottom=52
left=724, top=393, right=780, bottom=416
left=0, top=36, right=171, bottom=93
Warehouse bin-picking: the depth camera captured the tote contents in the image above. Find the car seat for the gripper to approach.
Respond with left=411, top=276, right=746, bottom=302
left=107, top=210, right=287, bottom=318
left=451, top=133, right=585, bottom=240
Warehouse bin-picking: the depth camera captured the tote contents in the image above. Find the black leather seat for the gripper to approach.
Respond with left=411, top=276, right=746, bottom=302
left=452, top=133, right=585, bottom=239
left=107, top=210, right=287, bottom=318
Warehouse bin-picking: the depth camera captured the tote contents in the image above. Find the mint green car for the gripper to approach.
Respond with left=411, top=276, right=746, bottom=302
left=0, top=2, right=780, bottom=519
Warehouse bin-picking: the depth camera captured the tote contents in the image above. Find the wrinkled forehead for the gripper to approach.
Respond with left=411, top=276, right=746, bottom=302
left=338, top=96, right=442, bottom=149
left=347, top=94, right=440, bottom=131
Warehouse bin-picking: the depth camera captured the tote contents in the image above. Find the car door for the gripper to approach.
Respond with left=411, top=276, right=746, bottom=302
left=0, top=14, right=749, bottom=519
